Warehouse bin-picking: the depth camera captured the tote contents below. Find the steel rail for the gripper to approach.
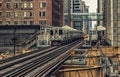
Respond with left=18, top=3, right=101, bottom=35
left=0, top=46, right=57, bottom=76
left=1, top=40, right=84, bottom=77
left=41, top=40, right=84, bottom=77
left=0, top=46, right=51, bottom=64
left=26, top=40, right=84, bottom=77
left=6, top=46, right=65, bottom=77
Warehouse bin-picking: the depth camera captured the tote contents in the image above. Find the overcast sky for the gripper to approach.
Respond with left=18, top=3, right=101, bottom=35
left=82, top=0, right=98, bottom=27
left=82, top=0, right=97, bottom=12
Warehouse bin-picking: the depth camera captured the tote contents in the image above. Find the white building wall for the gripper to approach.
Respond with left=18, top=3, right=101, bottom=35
left=105, top=0, right=120, bottom=46
left=110, top=0, right=114, bottom=46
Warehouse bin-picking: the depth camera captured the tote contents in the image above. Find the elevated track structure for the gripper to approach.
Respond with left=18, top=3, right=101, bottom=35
left=57, top=40, right=119, bottom=77
left=0, top=40, right=84, bottom=77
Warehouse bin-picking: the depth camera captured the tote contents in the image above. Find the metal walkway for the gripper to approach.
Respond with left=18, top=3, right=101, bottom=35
left=65, top=13, right=103, bottom=21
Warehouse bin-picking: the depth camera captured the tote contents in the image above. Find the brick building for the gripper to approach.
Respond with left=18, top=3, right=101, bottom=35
left=0, top=0, right=63, bottom=26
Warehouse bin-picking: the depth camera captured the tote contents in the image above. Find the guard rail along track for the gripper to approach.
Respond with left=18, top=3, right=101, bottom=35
left=0, top=39, right=84, bottom=77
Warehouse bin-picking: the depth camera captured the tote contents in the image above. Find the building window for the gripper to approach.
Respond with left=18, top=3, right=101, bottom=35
left=39, top=20, right=46, bottom=25
left=0, top=21, right=2, bottom=25
left=14, top=12, right=18, bottom=17
left=30, top=12, right=33, bottom=17
left=14, top=21, right=18, bottom=25
left=14, top=3, right=18, bottom=9
left=0, top=3, right=2, bottom=7
left=24, top=12, right=27, bottom=17
left=39, top=11, right=46, bottom=17
left=40, top=2, right=46, bottom=8
left=6, top=3, right=10, bottom=9
left=23, top=21, right=27, bottom=25
left=6, top=21, right=10, bottom=25
left=30, top=2, right=33, bottom=8
left=6, top=12, right=10, bottom=18
left=24, top=3, right=27, bottom=8
left=0, top=12, right=2, bottom=17
left=30, top=21, right=34, bottom=25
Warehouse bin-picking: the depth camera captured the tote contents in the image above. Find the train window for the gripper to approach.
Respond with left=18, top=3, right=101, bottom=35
left=40, top=31, right=44, bottom=35
left=90, top=31, right=92, bottom=35
left=55, top=30, right=58, bottom=34
left=50, top=30, right=53, bottom=35
left=59, top=30, right=63, bottom=35
left=92, top=31, right=96, bottom=35
left=102, top=31, right=104, bottom=35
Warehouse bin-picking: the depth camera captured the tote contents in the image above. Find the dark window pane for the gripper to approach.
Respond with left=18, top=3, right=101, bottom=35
left=14, top=3, right=18, bottom=8
left=0, top=12, right=2, bottom=17
left=39, top=20, right=46, bottom=25
left=6, top=3, right=10, bottom=9
left=0, top=3, right=2, bottom=7
left=30, top=21, right=34, bottom=25
left=50, top=30, right=53, bottom=35
left=59, top=30, right=63, bottom=35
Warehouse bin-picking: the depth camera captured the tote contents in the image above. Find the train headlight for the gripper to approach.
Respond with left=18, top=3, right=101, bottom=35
left=52, top=36, right=54, bottom=39
left=58, top=36, right=61, bottom=38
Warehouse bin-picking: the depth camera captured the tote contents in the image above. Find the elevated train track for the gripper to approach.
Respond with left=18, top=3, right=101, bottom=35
left=0, top=46, right=57, bottom=76
left=0, top=40, right=84, bottom=77
left=57, top=39, right=120, bottom=77
left=0, top=46, right=54, bottom=64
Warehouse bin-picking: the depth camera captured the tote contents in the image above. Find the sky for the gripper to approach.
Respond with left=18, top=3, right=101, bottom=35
left=82, top=0, right=98, bottom=28
left=82, top=0, right=97, bottom=12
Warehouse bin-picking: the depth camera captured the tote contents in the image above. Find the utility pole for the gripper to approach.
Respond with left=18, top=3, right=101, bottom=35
left=12, top=26, right=17, bottom=55
left=13, top=26, right=16, bottom=55
left=68, top=0, right=71, bottom=27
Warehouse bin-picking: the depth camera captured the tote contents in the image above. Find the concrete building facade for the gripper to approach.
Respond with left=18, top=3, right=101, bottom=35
left=72, top=0, right=83, bottom=30
left=64, top=0, right=89, bottom=31
left=0, top=0, right=63, bottom=26
left=102, top=0, right=120, bottom=46
left=97, top=0, right=103, bottom=26
left=64, top=0, right=69, bottom=26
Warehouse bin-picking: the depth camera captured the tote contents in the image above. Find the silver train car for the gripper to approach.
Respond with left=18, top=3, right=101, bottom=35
left=89, top=29, right=98, bottom=43
left=37, top=27, right=51, bottom=47
left=37, top=25, right=84, bottom=47
left=50, top=25, right=83, bottom=45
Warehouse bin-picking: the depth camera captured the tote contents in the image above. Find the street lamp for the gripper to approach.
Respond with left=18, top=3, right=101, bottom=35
left=12, top=26, right=17, bottom=55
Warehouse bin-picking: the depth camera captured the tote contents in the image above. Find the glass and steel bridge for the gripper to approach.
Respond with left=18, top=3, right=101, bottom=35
left=64, top=13, right=103, bottom=21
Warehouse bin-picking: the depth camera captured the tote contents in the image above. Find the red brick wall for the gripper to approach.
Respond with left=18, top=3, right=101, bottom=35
left=34, top=0, right=52, bottom=26
left=46, top=0, right=52, bottom=26
left=0, top=0, right=63, bottom=26
left=59, top=0, right=64, bottom=26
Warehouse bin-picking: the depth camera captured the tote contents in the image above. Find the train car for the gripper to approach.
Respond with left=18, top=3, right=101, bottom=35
left=37, top=25, right=84, bottom=47
left=50, top=27, right=64, bottom=45
left=37, top=27, right=51, bottom=47
left=89, top=29, right=98, bottom=43
left=62, top=25, right=76, bottom=42
left=62, top=26, right=83, bottom=41
left=50, top=25, right=83, bottom=45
